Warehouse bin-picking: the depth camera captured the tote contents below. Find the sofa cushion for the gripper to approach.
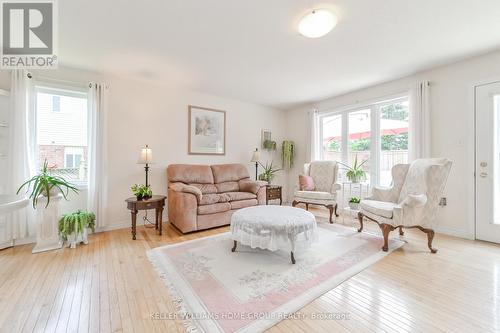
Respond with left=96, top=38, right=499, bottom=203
left=211, top=164, right=250, bottom=183
left=225, top=192, right=257, bottom=202
left=230, top=199, right=258, bottom=210
left=190, top=183, right=218, bottom=194
left=167, top=164, right=214, bottom=184
left=199, top=193, right=230, bottom=205
left=197, top=202, right=231, bottom=215
left=295, top=190, right=336, bottom=200
left=360, top=199, right=396, bottom=219
left=216, top=181, right=239, bottom=193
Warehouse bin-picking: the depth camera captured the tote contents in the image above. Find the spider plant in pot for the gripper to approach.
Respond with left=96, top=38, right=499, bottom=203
left=131, top=184, right=152, bottom=200
left=348, top=197, right=361, bottom=210
left=339, top=155, right=368, bottom=183
left=258, top=161, right=282, bottom=184
left=58, top=210, right=95, bottom=248
left=16, top=160, right=79, bottom=208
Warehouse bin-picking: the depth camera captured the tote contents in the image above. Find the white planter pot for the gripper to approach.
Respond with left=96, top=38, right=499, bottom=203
left=67, top=228, right=89, bottom=249
left=348, top=202, right=360, bottom=210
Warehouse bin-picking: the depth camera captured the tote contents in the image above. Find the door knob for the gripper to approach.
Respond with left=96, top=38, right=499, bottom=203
left=480, top=172, right=488, bottom=178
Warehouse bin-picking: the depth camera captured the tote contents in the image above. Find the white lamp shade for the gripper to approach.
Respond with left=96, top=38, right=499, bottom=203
left=251, top=150, right=260, bottom=162
left=298, top=9, right=337, bottom=38
left=138, top=146, right=153, bottom=164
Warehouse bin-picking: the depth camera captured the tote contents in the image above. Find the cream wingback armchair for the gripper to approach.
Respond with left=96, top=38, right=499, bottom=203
left=292, top=161, right=341, bottom=223
left=358, top=158, right=452, bottom=253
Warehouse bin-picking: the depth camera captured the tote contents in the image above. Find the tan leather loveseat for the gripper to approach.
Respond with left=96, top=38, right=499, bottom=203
left=167, top=164, right=267, bottom=233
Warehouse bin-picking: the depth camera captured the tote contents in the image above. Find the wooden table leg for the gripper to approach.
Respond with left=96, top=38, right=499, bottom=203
left=231, top=240, right=237, bottom=252
left=158, top=207, right=163, bottom=236
left=131, top=210, right=137, bottom=240
left=155, top=208, right=159, bottom=230
left=291, top=251, right=296, bottom=264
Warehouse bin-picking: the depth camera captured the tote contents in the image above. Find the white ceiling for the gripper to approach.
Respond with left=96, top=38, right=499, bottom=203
left=59, top=0, right=500, bottom=109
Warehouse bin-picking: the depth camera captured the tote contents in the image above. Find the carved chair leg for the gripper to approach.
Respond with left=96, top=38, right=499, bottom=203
left=305, top=203, right=309, bottom=211
left=399, top=226, right=404, bottom=236
left=421, top=228, right=437, bottom=253
left=379, top=223, right=394, bottom=252
left=327, top=205, right=334, bottom=224
left=357, top=212, right=364, bottom=232
left=334, top=203, right=339, bottom=217
left=292, top=200, right=298, bottom=207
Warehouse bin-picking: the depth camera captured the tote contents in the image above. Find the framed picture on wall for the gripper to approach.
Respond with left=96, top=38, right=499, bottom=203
left=188, top=105, right=226, bottom=155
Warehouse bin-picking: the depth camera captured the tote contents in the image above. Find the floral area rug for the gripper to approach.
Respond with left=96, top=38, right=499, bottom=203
left=147, top=223, right=404, bottom=333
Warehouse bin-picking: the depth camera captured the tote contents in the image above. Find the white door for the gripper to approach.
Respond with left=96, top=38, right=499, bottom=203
left=476, top=81, right=500, bottom=243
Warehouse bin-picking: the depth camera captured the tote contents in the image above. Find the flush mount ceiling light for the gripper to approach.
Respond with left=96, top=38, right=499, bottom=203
left=298, top=9, right=337, bottom=38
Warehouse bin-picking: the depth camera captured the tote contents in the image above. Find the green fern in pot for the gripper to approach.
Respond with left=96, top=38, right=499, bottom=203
left=58, top=210, right=95, bottom=242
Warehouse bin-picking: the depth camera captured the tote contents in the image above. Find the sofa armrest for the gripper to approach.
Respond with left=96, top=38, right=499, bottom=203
left=167, top=188, right=199, bottom=233
left=238, top=179, right=267, bottom=194
left=169, top=182, right=202, bottom=201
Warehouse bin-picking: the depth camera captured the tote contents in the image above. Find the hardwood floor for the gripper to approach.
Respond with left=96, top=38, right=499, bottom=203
left=0, top=208, right=499, bottom=333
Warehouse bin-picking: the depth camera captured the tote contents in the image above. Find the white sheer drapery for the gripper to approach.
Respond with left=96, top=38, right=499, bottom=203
left=7, top=70, right=36, bottom=241
left=87, top=82, right=108, bottom=229
left=307, top=109, right=320, bottom=161
left=409, top=81, right=431, bottom=160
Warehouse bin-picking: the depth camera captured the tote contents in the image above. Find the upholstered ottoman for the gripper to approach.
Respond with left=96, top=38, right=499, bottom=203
left=230, top=205, right=317, bottom=264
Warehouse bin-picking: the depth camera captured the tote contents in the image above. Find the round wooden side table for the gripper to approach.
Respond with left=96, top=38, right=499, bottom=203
left=125, top=195, right=166, bottom=240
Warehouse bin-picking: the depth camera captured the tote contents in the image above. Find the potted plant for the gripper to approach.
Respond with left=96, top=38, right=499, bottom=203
left=348, top=197, right=361, bottom=210
left=58, top=210, right=95, bottom=248
left=339, top=155, right=368, bottom=183
left=17, top=160, right=79, bottom=208
left=263, top=139, right=277, bottom=151
left=258, top=161, right=282, bottom=184
left=281, top=140, right=295, bottom=170
left=131, top=184, right=152, bottom=200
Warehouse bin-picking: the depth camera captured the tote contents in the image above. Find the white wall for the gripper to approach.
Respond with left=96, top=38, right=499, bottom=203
left=286, top=49, right=500, bottom=239
left=0, top=67, right=286, bottom=231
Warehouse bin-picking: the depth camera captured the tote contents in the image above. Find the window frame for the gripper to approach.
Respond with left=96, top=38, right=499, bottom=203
left=318, top=94, right=409, bottom=186
left=34, top=82, right=89, bottom=189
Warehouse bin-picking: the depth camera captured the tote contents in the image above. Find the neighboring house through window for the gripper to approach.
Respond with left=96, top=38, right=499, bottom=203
left=319, top=96, right=409, bottom=187
left=36, top=85, right=89, bottom=186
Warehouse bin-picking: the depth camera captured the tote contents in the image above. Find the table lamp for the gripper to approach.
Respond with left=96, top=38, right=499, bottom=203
left=250, top=148, right=260, bottom=180
left=138, top=144, right=153, bottom=187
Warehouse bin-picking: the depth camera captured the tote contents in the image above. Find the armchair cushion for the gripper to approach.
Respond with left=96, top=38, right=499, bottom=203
left=299, top=175, right=315, bottom=191
left=295, top=190, right=336, bottom=201
left=360, top=200, right=397, bottom=219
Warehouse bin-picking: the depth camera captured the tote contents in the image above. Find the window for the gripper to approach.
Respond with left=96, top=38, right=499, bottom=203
left=318, top=96, right=409, bottom=186
left=52, top=96, right=60, bottom=112
left=36, top=85, right=88, bottom=185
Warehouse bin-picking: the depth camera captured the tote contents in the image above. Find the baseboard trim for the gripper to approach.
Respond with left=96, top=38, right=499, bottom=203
left=434, top=226, right=473, bottom=240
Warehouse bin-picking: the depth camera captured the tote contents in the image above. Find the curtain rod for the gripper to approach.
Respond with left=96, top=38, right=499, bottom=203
left=26, top=72, right=108, bottom=89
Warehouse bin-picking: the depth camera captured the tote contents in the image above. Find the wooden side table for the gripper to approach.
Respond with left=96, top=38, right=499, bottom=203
left=266, top=185, right=282, bottom=205
left=125, top=195, right=166, bottom=240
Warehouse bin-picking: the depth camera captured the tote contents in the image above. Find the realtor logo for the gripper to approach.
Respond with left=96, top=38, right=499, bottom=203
left=1, top=0, right=57, bottom=68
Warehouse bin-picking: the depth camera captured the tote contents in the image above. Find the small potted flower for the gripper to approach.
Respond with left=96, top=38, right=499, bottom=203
left=58, top=210, right=95, bottom=248
left=131, top=184, right=152, bottom=200
left=348, top=197, right=361, bottom=210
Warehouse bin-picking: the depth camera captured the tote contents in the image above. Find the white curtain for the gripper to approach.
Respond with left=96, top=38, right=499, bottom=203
left=409, top=80, right=431, bottom=160
left=7, top=70, right=36, bottom=241
left=307, top=109, right=320, bottom=162
left=87, top=82, right=108, bottom=229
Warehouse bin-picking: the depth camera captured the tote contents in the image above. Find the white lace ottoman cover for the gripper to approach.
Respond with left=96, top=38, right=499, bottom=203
left=230, top=205, right=318, bottom=252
